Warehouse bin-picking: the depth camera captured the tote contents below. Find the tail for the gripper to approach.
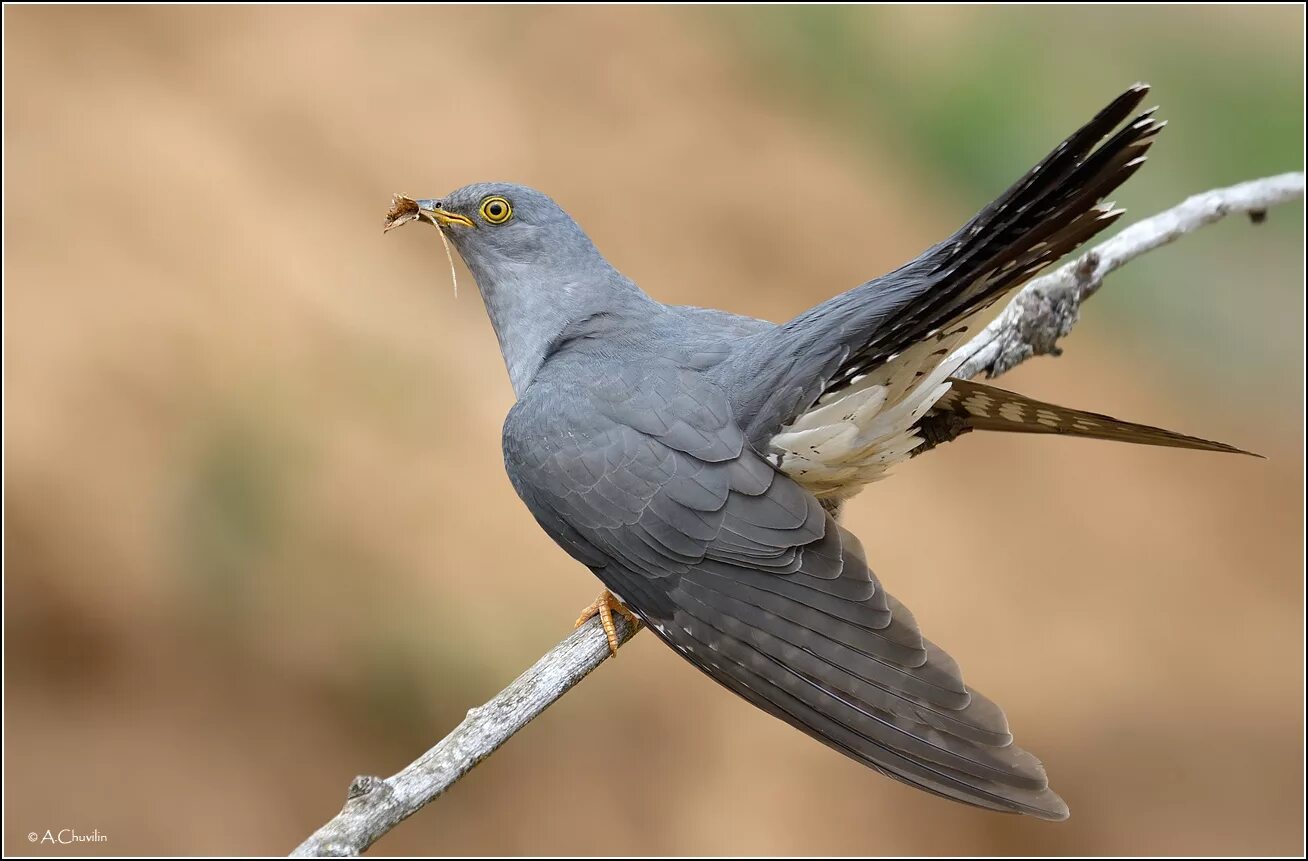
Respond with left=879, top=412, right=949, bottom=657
left=820, top=83, right=1163, bottom=397
left=741, top=83, right=1165, bottom=449
left=919, top=379, right=1258, bottom=456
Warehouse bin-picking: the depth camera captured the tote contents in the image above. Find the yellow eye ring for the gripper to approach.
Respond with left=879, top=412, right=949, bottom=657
left=479, top=196, right=513, bottom=225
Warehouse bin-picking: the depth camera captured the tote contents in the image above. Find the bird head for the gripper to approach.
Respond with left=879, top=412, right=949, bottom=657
left=403, top=182, right=606, bottom=280
left=386, top=182, right=649, bottom=395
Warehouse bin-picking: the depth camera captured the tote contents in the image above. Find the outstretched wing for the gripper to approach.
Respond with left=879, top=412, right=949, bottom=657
left=505, top=359, right=1068, bottom=819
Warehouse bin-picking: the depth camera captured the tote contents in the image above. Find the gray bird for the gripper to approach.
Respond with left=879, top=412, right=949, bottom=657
left=388, top=84, right=1249, bottom=820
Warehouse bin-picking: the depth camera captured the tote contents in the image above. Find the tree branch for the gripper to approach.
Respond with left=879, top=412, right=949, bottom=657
left=292, top=172, right=1303, bottom=857
left=292, top=613, right=638, bottom=857
left=951, top=171, right=1305, bottom=380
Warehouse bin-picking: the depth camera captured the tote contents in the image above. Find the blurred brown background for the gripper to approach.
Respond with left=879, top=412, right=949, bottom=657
left=4, top=5, right=1303, bottom=856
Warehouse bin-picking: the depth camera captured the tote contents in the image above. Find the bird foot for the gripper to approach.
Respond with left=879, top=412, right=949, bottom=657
left=574, top=590, right=641, bottom=656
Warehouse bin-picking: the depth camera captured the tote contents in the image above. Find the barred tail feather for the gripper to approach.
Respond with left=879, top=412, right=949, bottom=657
left=927, top=379, right=1258, bottom=456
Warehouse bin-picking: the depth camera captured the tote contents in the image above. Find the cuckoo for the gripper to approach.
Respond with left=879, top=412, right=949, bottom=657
left=384, top=84, right=1250, bottom=820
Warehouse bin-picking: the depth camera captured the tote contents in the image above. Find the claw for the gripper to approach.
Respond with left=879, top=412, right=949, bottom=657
left=574, top=590, right=641, bottom=655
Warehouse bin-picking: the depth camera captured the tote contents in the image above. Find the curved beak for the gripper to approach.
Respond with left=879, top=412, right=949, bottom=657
left=416, top=199, right=475, bottom=229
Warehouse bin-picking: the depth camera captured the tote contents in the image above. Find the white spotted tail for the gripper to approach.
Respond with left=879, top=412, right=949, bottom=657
left=927, top=379, right=1257, bottom=455
left=768, top=349, right=1254, bottom=505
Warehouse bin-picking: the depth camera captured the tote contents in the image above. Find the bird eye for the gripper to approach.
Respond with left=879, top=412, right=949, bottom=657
left=479, top=196, right=513, bottom=225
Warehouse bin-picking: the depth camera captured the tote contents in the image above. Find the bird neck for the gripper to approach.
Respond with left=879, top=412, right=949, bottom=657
left=466, top=257, right=657, bottom=397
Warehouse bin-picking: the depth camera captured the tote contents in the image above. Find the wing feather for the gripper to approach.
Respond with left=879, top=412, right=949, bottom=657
left=505, top=361, right=1066, bottom=819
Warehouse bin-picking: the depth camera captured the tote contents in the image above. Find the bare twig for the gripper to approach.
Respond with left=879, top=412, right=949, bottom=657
left=291, top=613, right=637, bottom=857
left=292, top=172, right=1302, bottom=857
left=951, top=172, right=1305, bottom=380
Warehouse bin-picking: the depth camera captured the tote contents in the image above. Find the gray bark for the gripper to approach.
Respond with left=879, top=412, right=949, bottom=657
left=951, top=172, right=1304, bottom=380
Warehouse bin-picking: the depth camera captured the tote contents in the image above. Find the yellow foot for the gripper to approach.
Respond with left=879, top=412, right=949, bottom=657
left=574, top=590, right=641, bottom=656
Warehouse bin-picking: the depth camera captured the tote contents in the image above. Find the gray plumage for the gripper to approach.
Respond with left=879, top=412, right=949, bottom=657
left=400, top=85, right=1248, bottom=821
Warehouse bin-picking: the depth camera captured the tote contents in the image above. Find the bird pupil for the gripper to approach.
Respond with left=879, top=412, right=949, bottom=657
left=490, top=204, right=502, bottom=215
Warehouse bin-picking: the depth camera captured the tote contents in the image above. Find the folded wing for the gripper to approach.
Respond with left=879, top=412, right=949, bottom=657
left=505, top=360, right=1068, bottom=819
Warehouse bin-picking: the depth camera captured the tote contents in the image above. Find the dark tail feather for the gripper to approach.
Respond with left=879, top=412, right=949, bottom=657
left=829, top=83, right=1163, bottom=392
left=926, top=379, right=1259, bottom=456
